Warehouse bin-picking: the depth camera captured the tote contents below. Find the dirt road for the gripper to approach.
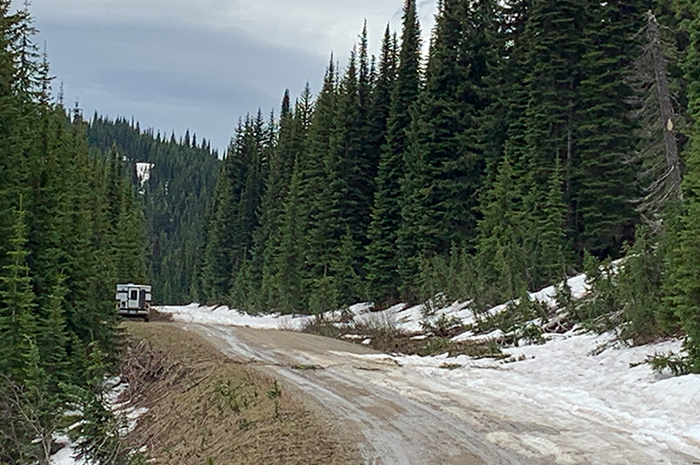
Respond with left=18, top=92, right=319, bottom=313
left=184, top=323, right=549, bottom=465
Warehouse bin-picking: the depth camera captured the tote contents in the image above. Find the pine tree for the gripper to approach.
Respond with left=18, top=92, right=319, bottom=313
left=333, top=43, right=375, bottom=303
left=260, top=87, right=312, bottom=308
left=0, top=3, right=32, bottom=268
left=367, top=25, right=397, bottom=177
left=271, top=169, right=306, bottom=313
left=573, top=0, right=646, bottom=257
left=479, top=0, right=527, bottom=182
left=35, top=277, right=69, bottom=383
left=399, top=0, right=495, bottom=271
left=475, top=157, right=528, bottom=304
left=62, top=116, right=119, bottom=355
left=662, top=2, right=700, bottom=371
left=0, top=202, right=37, bottom=381
left=529, top=157, right=568, bottom=285
left=200, top=121, right=252, bottom=301
left=364, top=27, right=398, bottom=304
left=367, top=0, right=421, bottom=303
left=301, top=59, right=344, bottom=281
left=226, top=113, right=266, bottom=307
left=112, top=182, right=147, bottom=284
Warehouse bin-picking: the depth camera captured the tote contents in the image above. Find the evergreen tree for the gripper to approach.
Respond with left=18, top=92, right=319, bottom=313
left=200, top=121, right=250, bottom=301
left=399, top=0, right=495, bottom=273
left=629, top=10, right=683, bottom=226
left=35, top=277, right=69, bottom=383
left=529, top=157, right=569, bottom=284
left=475, top=157, right=528, bottom=304
left=333, top=44, right=374, bottom=303
left=300, top=59, right=344, bottom=282
left=0, top=3, right=32, bottom=267
left=573, top=0, right=646, bottom=256
left=112, top=182, right=147, bottom=284
left=479, top=0, right=527, bottom=182
left=0, top=202, right=38, bottom=381
left=366, top=26, right=397, bottom=179
left=260, top=87, right=312, bottom=308
left=271, top=169, right=306, bottom=313
left=663, top=2, right=700, bottom=371
left=367, top=0, right=421, bottom=302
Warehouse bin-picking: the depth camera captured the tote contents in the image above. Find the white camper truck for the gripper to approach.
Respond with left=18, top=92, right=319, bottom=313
left=116, top=284, right=152, bottom=322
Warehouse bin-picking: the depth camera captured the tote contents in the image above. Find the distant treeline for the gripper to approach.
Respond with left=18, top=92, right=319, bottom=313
left=87, top=116, right=220, bottom=305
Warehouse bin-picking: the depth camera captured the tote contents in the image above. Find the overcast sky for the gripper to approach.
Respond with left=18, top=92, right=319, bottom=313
left=29, top=0, right=437, bottom=153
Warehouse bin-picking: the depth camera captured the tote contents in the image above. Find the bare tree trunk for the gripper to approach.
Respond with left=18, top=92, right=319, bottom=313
left=647, top=11, right=682, bottom=200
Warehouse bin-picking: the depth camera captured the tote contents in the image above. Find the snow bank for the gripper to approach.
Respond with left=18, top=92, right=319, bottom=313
left=158, top=274, right=588, bottom=336
left=363, top=332, right=700, bottom=464
left=158, top=303, right=314, bottom=330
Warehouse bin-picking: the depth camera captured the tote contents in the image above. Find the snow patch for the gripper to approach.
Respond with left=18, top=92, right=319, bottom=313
left=135, top=162, right=154, bottom=192
left=50, top=378, right=147, bottom=465
left=158, top=304, right=313, bottom=330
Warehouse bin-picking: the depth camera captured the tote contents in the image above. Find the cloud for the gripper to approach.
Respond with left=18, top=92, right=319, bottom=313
left=37, top=18, right=325, bottom=151
left=32, top=0, right=437, bottom=58
left=30, top=0, right=438, bottom=152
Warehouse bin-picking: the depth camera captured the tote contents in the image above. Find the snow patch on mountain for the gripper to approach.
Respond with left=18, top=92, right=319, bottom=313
left=135, top=162, right=154, bottom=192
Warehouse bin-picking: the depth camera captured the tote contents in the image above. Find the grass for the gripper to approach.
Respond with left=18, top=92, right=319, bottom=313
left=291, top=364, right=321, bottom=371
left=301, top=315, right=506, bottom=359
left=121, top=323, right=360, bottom=465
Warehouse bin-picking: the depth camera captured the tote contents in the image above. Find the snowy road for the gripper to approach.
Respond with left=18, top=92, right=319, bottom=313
left=183, top=324, right=553, bottom=465
left=161, top=279, right=700, bottom=465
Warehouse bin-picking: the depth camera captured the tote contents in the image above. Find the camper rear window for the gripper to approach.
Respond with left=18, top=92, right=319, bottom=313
left=130, top=290, right=138, bottom=300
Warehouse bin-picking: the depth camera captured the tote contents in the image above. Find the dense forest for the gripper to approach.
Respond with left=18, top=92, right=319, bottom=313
left=195, top=0, right=700, bottom=371
left=0, top=2, right=148, bottom=463
left=4, top=0, right=700, bottom=460
left=87, top=117, right=220, bottom=305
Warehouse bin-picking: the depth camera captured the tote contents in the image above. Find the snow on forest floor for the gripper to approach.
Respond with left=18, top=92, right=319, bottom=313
left=157, top=274, right=700, bottom=463
left=50, top=378, right=148, bottom=465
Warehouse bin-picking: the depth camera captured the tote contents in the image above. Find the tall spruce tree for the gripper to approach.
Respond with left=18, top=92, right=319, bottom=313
left=663, top=2, right=700, bottom=372
left=478, top=0, right=527, bottom=182
left=399, top=0, right=496, bottom=278
left=271, top=163, right=307, bottom=313
left=573, top=0, right=647, bottom=257
left=332, top=41, right=376, bottom=304
left=301, top=59, right=344, bottom=283
left=200, top=122, right=246, bottom=301
left=475, top=156, right=528, bottom=303
left=260, top=87, right=312, bottom=309
left=367, top=0, right=421, bottom=303
left=0, top=203, right=38, bottom=381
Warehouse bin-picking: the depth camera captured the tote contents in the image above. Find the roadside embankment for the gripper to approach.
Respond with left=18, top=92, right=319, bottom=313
left=121, top=322, right=360, bottom=465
